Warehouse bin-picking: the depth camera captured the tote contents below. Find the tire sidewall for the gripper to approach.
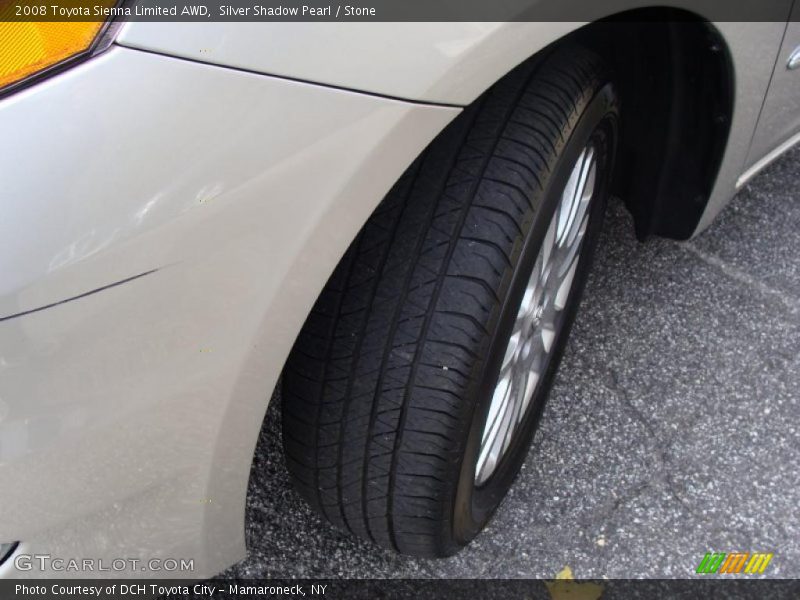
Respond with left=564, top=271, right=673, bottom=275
left=451, top=82, right=619, bottom=547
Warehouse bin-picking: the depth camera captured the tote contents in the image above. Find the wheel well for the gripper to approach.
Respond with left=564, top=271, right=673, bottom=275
left=570, top=9, right=734, bottom=240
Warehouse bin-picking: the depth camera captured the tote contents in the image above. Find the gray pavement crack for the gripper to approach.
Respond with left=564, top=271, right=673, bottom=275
left=606, top=368, right=707, bottom=523
left=680, top=242, right=800, bottom=316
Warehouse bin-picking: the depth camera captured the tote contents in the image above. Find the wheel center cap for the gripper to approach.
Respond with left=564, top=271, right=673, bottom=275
left=532, top=304, right=544, bottom=324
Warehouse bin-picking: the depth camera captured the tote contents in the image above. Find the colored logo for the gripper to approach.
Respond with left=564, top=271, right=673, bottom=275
left=696, top=552, right=773, bottom=574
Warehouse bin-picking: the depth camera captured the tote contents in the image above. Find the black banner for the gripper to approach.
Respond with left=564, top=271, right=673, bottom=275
left=2, top=579, right=800, bottom=600
left=0, top=0, right=798, bottom=22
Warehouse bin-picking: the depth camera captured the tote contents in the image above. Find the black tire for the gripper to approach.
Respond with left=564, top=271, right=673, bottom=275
left=282, top=44, right=618, bottom=557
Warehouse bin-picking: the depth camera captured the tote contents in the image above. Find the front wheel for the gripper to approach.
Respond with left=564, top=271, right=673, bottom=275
left=282, top=45, right=618, bottom=556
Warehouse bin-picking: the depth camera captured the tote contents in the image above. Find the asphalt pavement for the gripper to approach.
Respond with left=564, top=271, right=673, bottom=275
left=223, top=147, right=799, bottom=579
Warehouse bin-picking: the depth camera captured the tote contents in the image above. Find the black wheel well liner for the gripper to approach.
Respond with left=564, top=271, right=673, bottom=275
left=567, top=8, right=734, bottom=240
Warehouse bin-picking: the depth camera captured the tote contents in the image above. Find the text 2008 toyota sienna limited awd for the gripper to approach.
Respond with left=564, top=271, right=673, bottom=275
left=2, top=2, right=799, bottom=578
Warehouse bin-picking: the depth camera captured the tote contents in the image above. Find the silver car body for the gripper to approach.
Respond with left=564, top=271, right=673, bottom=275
left=1, top=15, right=798, bottom=577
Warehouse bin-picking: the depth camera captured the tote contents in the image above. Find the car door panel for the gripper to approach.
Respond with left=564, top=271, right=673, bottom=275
left=744, top=4, right=800, bottom=175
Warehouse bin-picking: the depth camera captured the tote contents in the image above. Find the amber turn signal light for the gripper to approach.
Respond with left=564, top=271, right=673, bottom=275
left=0, top=2, right=117, bottom=92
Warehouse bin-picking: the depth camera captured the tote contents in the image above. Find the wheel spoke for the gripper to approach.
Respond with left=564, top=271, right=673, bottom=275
left=500, top=365, right=525, bottom=456
left=520, top=368, right=539, bottom=420
left=534, top=218, right=557, bottom=307
left=558, top=210, right=590, bottom=279
left=555, top=236, right=583, bottom=310
left=540, top=217, right=557, bottom=275
left=476, top=374, right=513, bottom=481
left=482, top=373, right=511, bottom=445
left=565, top=157, right=595, bottom=250
left=540, top=325, right=556, bottom=354
left=502, top=330, right=521, bottom=370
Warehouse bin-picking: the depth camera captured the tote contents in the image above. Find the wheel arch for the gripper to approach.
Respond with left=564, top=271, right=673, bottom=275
left=121, top=15, right=735, bottom=240
left=572, top=9, right=735, bottom=240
